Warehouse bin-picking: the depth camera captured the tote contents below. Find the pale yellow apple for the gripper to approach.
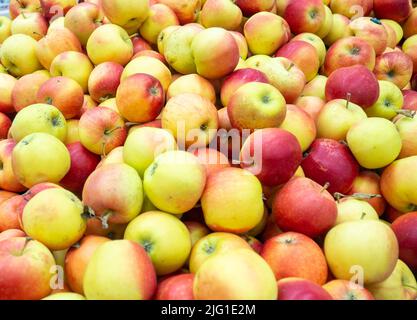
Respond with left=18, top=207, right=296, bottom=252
left=47, top=16, right=65, bottom=33
left=167, top=74, right=216, bottom=104
left=12, top=132, right=70, bottom=188
left=10, top=104, right=67, bottom=142
left=336, top=198, right=379, bottom=225
left=143, top=150, right=206, bottom=215
left=101, top=0, right=149, bottom=33
left=381, top=19, right=403, bottom=45
left=325, top=220, right=399, bottom=285
left=65, top=119, right=80, bottom=144
left=0, top=16, right=12, bottom=44
left=301, top=75, right=327, bottom=100
left=230, top=31, right=248, bottom=60
left=124, top=211, right=191, bottom=275
left=323, top=14, right=353, bottom=46
left=22, top=188, right=86, bottom=250
left=157, top=25, right=181, bottom=56
left=201, top=0, right=242, bottom=31
left=11, top=12, right=47, bottom=40
left=123, top=127, right=177, bottom=177
left=0, top=34, right=42, bottom=77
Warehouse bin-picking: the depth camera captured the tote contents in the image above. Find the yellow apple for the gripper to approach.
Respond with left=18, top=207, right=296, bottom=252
left=335, top=198, right=379, bottom=225
left=0, top=16, right=12, bottom=44
left=11, top=12, right=48, bottom=40
left=101, top=0, right=149, bottom=33
left=365, top=80, right=404, bottom=119
left=167, top=74, right=216, bottom=104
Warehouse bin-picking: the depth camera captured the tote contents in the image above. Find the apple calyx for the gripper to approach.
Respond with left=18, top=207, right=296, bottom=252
left=396, top=109, right=417, bottom=118
left=333, top=192, right=382, bottom=202
left=98, top=211, right=113, bottom=230
left=141, top=239, right=153, bottom=253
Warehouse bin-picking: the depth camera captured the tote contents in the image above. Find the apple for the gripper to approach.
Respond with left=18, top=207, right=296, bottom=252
left=40, top=0, right=77, bottom=20
left=291, top=33, right=326, bottom=67
left=83, top=240, right=157, bottom=300
left=1, top=34, right=42, bottom=77
left=168, top=74, right=216, bottom=104
left=330, top=0, right=373, bottom=18
left=301, top=75, right=327, bottom=100
left=132, top=35, right=152, bottom=54
left=403, top=89, right=417, bottom=111
left=124, top=211, right=191, bottom=275
left=0, top=74, right=16, bottom=114
left=162, top=93, right=218, bottom=149
left=11, top=12, right=48, bottom=41
left=79, top=106, right=127, bottom=156
left=295, top=96, right=325, bottom=122
left=0, top=195, right=25, bottom=231
left=323, top=14, right=353, bottom=46
left=382, top=19, right=403, bottom=44
left=283, top=0, right=325, bottom=34
left=157, top=0, right=200, bottom=25
left=349, top=17, right=388, bottom=56
left=240, top=128, right=302, bottom=186
left=367, top=259, right=417, bottom=300
left=403, top=35, right=417, bottom=74
left=275, top=40, right=320, bottom=82
left=12, top=133, right=70, bottom=188
left=245, top=55, right=306, bottom=104
left=228, top=82, right=286, bottom=131
left=373, top=0, right=412, bottom=22
left=87, top=24, right=133, bottom=66
left=47, top=16, right=65, bottom=32
left=325, top=65, right=380, bottom=108
left=116, top=73, right=164, bottom=123
left=392, top=212, right=417, bottom=270
left=0, top=112, right=11, bottom=140
left=85, top=218, right=127, bottom=240
left=37, top=76, right=84, bottom=119
left=229, top=31, right=248, bottom=60
left=36, top=27, right=82, bottom=70
left=365, top=79, right=404, bottom=120
left=122, top=56, right=172, bottom=91
left=200, top=0, right=242, bottom=31
left=9, top=0, right=42, bottom=19
left=50, top=51, right=94, bottom=93
left=0, top=139, right=25, bottom=192
left=315, top=5, right=332, bottom=39
left=374, top=51, right=413, bottom=90
left=323, top=37, right=376, bottom=76
left=277, top=278, right=333, bottom=300
left=88, top=62, right=123, bottom=103
left=302, top=139, right=359, bottom=194
left=324, top=220, right=399, bottom=284
left=261, top=232, right=327, bottom=285
left=78, top=94, right=97, bottom=118
left=191, top=27, right=239, bottom=80
left=335, top=197, right=379, bottom=225
left=0, top=237, right=55, bottom=300
left=403, top=8, right=417, bottom=38
left=235, top=0, right=274, bottom=16
left=12, top=71, right=50, bottom=112
left=273, top=177, right=337, bottom=238
left=22, top=188, right=86, bottom=250
left=101, top=0, right=149, bottom=33
left=243, top=12, right=290, bottom=56
left=0, top=229, right=26, bottom=242
left=316, top=99, right=367, bottom=141
left=0, top=16, right=11, bottom=44
left=202, top=167, right=264, bottom=233
left=139, top=3, right=178, bottom=45
left=144, top=151, right=206, bottom=215
left=394, top=114, right=417, bottom=158
left=192, top=147, right=230, bottom=178
left=183, top=221, right=210, bottom=250
left=279, top=104, right=317, bottom=152
left=347, top=117, right=402, bottom=169
left=193, top=248, right=277, bottom=300
left=323, top=280, right=375, bottom=300
left=83, top=163, right=143, bottom=225
left=155, top=273, right=194, bottom=300
left=60, top=142, right=100, bottom=194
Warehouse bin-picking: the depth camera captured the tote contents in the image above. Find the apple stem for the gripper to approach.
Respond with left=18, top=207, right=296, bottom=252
left=320, top=182, right=330, bottom=193
left=395, top=109, right=416, bottom=118
left=334, top=192, right=382, bottom=202
left=287, top=63, right=295, bottom=71
left=262, top=193, right=268, bottom=201
left=81, top=206, right=96, bottom=219
left=346, top=93, right=352, bottom=109
left=360, top=212, right=367, bottom=220
left=99, top=211, right=112, bottom=230
left=125, top=122, right=140, bottom=128
left=129, top=33, right=139, bottom=39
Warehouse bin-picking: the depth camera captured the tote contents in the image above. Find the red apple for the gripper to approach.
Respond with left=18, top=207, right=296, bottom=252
left=273, top=177, right=337, bottom=238
left=0, top=195, right=25, bottom=232
left=88, top=62, right=123, bottom=103
left=373, top=0, right=412, bottom=22
left=283, top=0, right=325, bottom=34
left=235, top=0, right=275, bottom=17
left=392, top=212, right=417, bottom=271
left=0, top=113, right=11, bottom=140
left=60, top=142, right=101, bottom=194
left=261, top=232, right=328, bottom=285
left=302, top=139, right=359, bottom=194
left=277, top=278, right=333, bottom=300
left=325, top=65, right=380, bottom=108
left=240, top=128, right=302, bottom=187
left=374, top=51, right=413, bottom=89
left=402, top=89, right=417, bottom=111
left=155, top=273, right=194, bottom=300
left=0, top=229, right=26, bottom=242
left=0, top=139, right=26, bottom=193
left=116, top=73, right=165, bottom=123
left=132, top=36, right=152, bottom=54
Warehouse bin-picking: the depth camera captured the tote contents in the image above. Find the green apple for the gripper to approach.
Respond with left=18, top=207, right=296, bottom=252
left=10, top=104, right=67, bottom=142
left=123, top=127, right=177, bottom=178
left=335, top=198, right=379, bottom=225
left=124, top=211, right=191, bottom=275
left=12, top=132, right=70, bottom=188
left=365, top=81, right=404, bottom=120
left=325, top=220, right=399, bottom=285
left=347, top=117, right=402, bottom=169
left=317, top=99, right=367, bottom=141
left=0, top=34, right=42, bottom=77
left=143, top=150, right=206, bottom=215
left=367, top=260, right=417, bottom=300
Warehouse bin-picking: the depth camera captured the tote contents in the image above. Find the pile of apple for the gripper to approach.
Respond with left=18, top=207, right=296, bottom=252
left=1, top=0, right=417, bottom=301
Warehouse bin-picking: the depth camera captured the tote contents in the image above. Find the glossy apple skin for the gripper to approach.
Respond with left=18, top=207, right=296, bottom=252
left=392, top=212, right=417, bottom=271
left=301, top=139, right=359, bottom=194
left=261, top=232, right=328, bottom=285
left=60, top=142, right=101, bottom=194
left=373, top=0, right=412, bottom=22
left=283, top=0, right=325, bottom=34
left=235, top=0, right=275, bottom=16
left=277, top=278, right=333, bottom=300
left=88, top=62, right=123, bottom=103
left=402, top=89, right=417, bottom=111
left=240, top=128, right=302, bottom=187
left=273, top=177, right=337, bottom=238
left=374, top=51, right=413, bottom=89
left=325, top=65, right=380, bottom=108
left=155, top=273, right=194, bottom=300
